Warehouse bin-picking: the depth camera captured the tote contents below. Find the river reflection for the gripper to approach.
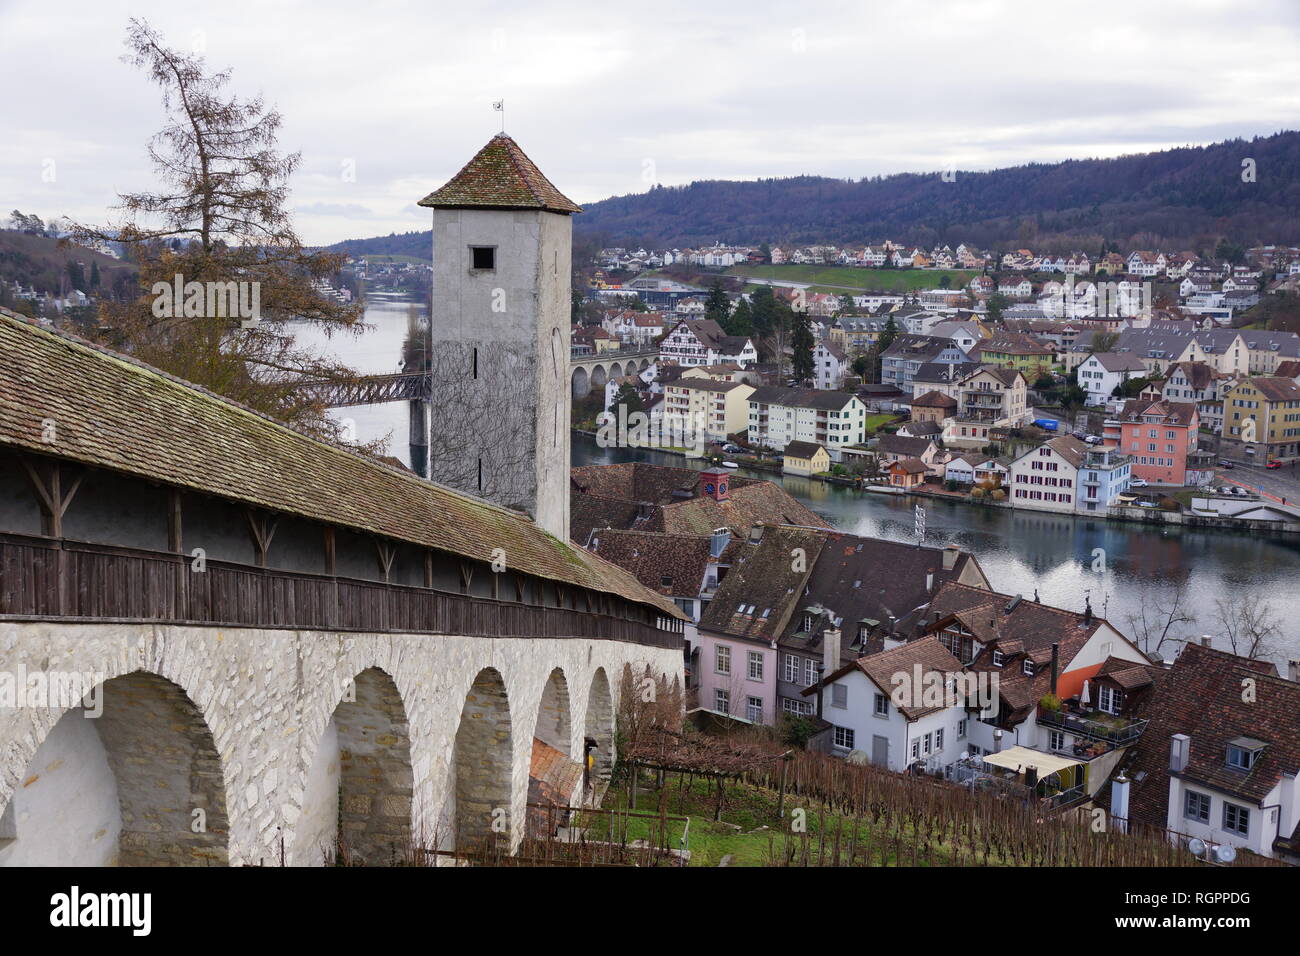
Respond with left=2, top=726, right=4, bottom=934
left=572, top=433, right=1300, bottom=665
left=291, top=289, right=1300, bottom=665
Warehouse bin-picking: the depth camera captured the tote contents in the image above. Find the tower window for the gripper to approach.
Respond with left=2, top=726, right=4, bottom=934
left=470, top=246, right=496, bottom=271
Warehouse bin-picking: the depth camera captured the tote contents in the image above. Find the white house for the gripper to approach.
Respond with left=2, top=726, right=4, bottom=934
left=813, top=340, right=849, bottom=391
left=747, top=386, right=867, bottom=461
left=1076, top=352, right=1149, bottom=406
left=1008, top=434, right=1087, bottom=513
left=809, top=635, right=972, bottom=774
left=659, top=318, right=757, bottom=368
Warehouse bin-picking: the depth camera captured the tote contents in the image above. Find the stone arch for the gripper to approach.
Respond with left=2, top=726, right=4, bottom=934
left=0, top=670, right=228, bottom=866
left=583, top=667, right=615, bottom=802
left=453, top=667, right=513, bottom=849
left=608, top=361, right=623, bottom=382
left=589, top=363, right=608, bottom=391
left=571, top=365, right=589, bottom=398
left=292, top=666, right=413, bottom=866
left=534, top=667, right=572, bottom=756
left=639, top=358, right=650, bottom=371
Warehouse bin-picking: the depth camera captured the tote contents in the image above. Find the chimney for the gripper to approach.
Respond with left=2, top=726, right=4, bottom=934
left=925, top=571, right=934, bottom=593
left=823, top=628, right=841, bottom=680
left=1200, top=634, right=1212, bottom=647
left=942, top=544, right=959, bottom=570
left=993, top=728, right=1003, bottom=754
left=1050, top=642, right=1059, bottom=696
left=1170, top=733, right=1190, bottom=773
left=1110, top=774, right=1130, bottom=834
left=1288, top=659, right=1300, bottom=683
left=748, top=521, right=764, bottom=543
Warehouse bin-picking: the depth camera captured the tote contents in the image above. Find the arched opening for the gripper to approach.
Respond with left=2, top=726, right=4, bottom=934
left=583, top=668, right=615, bottom=803
left=571, top=366, right=589, bottom=399
left=534, top=668, right=571, bottom=755
left=639, top=358, right=650, bottom=371
left=528, top=668, right=581, bottom=838
left=292, top=667, right=413, bottom=866
left=590, top=364, right=608, bottom=391
left=0, top=671, right=228, bottom=866
left=608, top=361, right=623, bottom=382
left=453, top=668, right=513, bottom=850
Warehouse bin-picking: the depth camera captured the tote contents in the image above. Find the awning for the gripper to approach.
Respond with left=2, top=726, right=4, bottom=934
left=981, top=746, right=1083, bottom=779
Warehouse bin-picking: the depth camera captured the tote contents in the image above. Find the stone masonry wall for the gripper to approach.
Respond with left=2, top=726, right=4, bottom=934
left=0, top=622, right=681, bottom=865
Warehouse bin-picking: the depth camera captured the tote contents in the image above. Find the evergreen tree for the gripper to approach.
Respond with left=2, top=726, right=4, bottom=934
left=791, top=311, right=814, bottom=384
left=90, top=260, right=101, bottom=290
left=877, top=315, right=899, bottom=352
left=704, top=280, right=730, bottom=326
left=726, top=298, right=754, bottom=336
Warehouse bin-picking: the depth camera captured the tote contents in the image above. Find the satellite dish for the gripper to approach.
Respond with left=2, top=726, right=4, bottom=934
left=1215, top=844, right=1237, bottom=864
left=1187, top=837, right=1207, bottom=857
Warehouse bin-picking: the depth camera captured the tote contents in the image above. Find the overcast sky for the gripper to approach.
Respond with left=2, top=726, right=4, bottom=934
left=4, top=0, right=1299, bottom=246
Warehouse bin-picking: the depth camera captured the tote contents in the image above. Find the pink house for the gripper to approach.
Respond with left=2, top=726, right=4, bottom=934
left=1114, top=399, right=1199, bottom=486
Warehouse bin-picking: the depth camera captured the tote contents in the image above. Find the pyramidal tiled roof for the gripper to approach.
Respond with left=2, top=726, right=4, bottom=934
left=418, top=134, right=582, bottom=214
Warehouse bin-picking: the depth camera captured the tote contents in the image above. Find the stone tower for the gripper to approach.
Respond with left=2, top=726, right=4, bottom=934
left=419, top=135, right=580, bottom=540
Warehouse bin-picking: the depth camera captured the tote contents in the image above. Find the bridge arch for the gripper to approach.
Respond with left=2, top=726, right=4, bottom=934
left=453, top=667, right=513, bottom=850
left=583, top=667, right=616, bottom=802
left=533, top=667, right=572, bottom=756
left=589, top=364, right=608, bottom=392
left=571, top=366, right=589, bottom=399
left=292, top=666, right=413, bottom=866
left=608, top=361, right=623, bottom=382
left=0, top=670, right=228, bottom=866
left=639, top=358, right=650, bottom=371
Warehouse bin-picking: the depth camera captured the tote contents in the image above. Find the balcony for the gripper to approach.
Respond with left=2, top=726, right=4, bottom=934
left=1038, top=707, right=1148, bottom=748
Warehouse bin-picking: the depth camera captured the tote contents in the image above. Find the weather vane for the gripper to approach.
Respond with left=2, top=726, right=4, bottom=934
left=492, top=99, right=504, bottom=133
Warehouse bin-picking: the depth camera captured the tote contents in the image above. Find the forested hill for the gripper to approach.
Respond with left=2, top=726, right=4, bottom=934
left=574, top=131, right=1300, bottom=249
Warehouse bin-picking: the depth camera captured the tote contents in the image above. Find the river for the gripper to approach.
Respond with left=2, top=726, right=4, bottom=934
left=297, top=290, right=1300, bottom=666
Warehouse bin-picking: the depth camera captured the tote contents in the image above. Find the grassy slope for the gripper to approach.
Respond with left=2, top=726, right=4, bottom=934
left=726, top=263, right=976, bottom=292
left=582, top=773, right=1002, bottom=867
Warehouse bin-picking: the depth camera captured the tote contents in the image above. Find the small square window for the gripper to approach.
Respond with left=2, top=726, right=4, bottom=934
left=470, top=246, right=496, bottom=271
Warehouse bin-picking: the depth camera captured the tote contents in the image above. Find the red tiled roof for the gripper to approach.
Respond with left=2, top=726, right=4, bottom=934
left=418, top=134, right=582, bottom=214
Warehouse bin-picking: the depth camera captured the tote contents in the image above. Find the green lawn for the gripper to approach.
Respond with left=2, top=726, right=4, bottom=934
left=726, top=264, right=976, bottom=293
left=864, top=413, right=896, bottom=435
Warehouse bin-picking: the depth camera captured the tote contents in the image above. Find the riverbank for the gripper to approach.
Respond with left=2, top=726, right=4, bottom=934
left=572, top=430, right=1300, bottom=537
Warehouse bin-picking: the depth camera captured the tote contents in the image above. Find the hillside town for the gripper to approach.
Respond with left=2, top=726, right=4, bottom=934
left=573, top=239, right=1300, bottom=532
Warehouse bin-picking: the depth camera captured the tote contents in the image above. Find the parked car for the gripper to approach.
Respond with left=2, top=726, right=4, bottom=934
left=1129, top=477, right=1148, bottom=488
left=1266, top=459, right=1282, bottom=469
left=1232, top=486, right=1249, bottom=496
left=1218, top=459, right=1234, bottom=469
left=722, top=443, right=743, bottom=454
left=1084, top=435, right=1103, bottom=445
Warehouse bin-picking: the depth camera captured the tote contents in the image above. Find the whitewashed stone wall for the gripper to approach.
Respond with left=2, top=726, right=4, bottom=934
left=0, top=621, right=681, bottom=866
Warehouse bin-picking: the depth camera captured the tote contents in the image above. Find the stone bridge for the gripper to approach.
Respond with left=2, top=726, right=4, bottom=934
left=570, top=348, right=658, bottom=399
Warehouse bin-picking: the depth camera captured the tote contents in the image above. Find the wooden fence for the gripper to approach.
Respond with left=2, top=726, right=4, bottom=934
left=0, top=532, right=681, bottom=647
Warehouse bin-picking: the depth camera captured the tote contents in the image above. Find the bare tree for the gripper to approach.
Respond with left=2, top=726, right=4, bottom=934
left=1212, top=594, right=1283, bottom=660
left=72, top=19, right=365, bottom=438
left=1124, top=579, right=1196, bottom=659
